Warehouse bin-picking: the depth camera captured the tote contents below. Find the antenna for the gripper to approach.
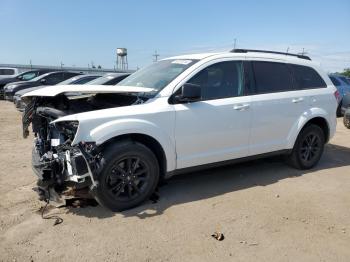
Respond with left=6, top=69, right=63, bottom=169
left=153, top=50, right=160, bottom=62
left=233, top=38, right=237, bottom=50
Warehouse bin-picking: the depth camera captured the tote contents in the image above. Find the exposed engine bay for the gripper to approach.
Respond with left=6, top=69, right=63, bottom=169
left=22, top=92, right=148, bottom=205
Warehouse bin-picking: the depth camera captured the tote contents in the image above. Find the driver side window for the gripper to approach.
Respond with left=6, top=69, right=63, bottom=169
left=21, top=72, right=37, bottom=81
left=186, top=61, right=244, bottom=100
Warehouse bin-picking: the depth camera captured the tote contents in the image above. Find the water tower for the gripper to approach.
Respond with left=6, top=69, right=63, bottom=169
left=116, top=48, right=128, bottom=70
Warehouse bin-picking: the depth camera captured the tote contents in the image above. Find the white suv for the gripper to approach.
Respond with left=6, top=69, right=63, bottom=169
left=23, top=49, right=338, bottom=211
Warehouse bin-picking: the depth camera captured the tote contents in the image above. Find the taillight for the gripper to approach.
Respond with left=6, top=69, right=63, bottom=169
left=334, top=90, right=341, bottom=104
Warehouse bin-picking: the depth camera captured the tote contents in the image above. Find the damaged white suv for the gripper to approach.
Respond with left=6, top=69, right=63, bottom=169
left=23, top=49, right=338, bottom=211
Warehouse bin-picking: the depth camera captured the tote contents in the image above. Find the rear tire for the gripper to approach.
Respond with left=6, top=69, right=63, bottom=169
left=287, top=124, right=325, bottom=170
left=94, top=141, right=159, bottom=212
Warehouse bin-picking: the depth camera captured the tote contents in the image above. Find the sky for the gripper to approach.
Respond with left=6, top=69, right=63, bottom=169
left=1, top=0, right=349, bottom=72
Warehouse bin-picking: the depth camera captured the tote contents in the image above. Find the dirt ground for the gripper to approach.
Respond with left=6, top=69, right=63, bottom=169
left=0, top=100, right=349, bottom=262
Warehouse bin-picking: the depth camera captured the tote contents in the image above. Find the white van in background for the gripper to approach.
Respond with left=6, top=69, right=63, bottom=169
left=0, top=68, right=20, bottom=79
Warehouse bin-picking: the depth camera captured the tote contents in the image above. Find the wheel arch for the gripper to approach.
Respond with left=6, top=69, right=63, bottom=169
left=289, top=115, right=330, bottom=149
left=303, top=117, right=330, bottom=142
left=98, top=133, right=169, bottom=180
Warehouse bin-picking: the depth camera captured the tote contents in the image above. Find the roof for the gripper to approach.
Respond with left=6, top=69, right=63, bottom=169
left=165, top=50, right=317, bottom=67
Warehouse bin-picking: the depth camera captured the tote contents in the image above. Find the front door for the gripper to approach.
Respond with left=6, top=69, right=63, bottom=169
left=173, top=61, right=252, bottom=169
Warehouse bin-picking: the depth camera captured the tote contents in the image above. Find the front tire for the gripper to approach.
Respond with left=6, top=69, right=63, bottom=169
left=95, top=141, right=159, bottom=212
left=287, top=124, right=325, bottom=170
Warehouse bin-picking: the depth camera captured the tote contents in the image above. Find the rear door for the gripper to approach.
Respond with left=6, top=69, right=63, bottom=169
left=248, top=60, right=306, bottom=155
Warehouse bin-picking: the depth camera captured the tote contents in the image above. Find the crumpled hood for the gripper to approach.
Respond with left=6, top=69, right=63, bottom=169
left=22, top=85, right=156, bottom=97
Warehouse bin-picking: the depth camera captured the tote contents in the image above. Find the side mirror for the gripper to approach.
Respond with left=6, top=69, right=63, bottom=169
left=40, top=79, right=47, bottom=84
left=175, top=83, right=201, bottom=103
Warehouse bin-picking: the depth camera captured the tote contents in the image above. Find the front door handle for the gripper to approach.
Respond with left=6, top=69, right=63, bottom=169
left=233, top=104, right=250, bottom=111
left=292, top=98, right=304, bottom=103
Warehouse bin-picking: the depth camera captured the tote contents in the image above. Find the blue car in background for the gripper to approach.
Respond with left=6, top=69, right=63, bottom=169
left=329, top=74, right=350, bottom=116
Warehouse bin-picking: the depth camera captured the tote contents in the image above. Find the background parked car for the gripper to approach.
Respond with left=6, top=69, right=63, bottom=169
left=0, top=67, right=20, bottom=79
left=13, top=74, right=102, bottom=110
left=339, top=93, right=350, bottom=115
left=3, top=71, right=82, bottom=101
left=329, top=74, right=350, bottom=116
left=0, top=69, right=54, bottom=99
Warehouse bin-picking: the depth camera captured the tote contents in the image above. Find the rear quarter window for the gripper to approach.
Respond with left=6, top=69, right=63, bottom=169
left=290, top=64, right=327, bottom=89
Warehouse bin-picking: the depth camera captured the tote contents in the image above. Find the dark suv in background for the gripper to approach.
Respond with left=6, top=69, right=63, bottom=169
left=3, top=71, right=81, bottom=101
left=0, top=69, right=53, bottom=99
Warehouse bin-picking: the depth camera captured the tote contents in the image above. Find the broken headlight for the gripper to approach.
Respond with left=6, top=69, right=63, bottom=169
left=54, top=121, right=79, bottom=140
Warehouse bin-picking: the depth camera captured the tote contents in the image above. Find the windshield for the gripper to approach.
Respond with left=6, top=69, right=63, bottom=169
left=117, top=59, right=199, bottom=91
left=57, top=76, right=82, bottom=85
left=87, top=74, right=118, bottom=85
left=29, top=72, right=52, bottom=82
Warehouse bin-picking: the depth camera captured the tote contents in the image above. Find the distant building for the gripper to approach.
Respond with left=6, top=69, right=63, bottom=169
left=0, top=63, right=134, bottom=75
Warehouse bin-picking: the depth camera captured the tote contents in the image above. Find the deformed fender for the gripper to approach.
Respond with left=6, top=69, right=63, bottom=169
left=286, top=107, right=334, bottom=149
left=73, top=118, right=177, bottom=172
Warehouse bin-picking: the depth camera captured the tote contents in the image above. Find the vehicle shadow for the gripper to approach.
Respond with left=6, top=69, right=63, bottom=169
left=66, top=143, right=350, bottom=219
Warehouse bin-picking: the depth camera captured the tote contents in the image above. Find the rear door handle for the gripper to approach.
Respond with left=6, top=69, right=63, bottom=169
left=292, top=98, right=304, bottom=103
left=233, top=104, right=250, bottom=111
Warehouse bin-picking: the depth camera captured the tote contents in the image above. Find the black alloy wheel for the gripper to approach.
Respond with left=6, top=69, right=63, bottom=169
left=299, top=133, right=321, bottom=165
left=95, top=141, right=159, bottom=211
left=287, top=124, right=325, bottom=170
left=106, top=157, right=150, bottom=202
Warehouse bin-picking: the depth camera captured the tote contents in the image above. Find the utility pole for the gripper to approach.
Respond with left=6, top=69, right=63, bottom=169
left=60, top=62, right=64, bottom=69
left=29, top=59, right=32, bottom=69
left=153, top=50, right=160, bottom=62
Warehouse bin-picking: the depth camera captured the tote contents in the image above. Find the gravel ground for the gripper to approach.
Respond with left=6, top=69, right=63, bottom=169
left=0, top=100, right=349, bottom=262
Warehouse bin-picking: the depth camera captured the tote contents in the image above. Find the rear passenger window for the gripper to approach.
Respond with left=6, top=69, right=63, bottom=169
left=291, top=64, right=327, bottom=89
left=252, top=61, right=293, bottom=94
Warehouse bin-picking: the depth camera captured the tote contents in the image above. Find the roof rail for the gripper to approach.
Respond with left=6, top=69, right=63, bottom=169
left=231, top=49, right=311, bottom=60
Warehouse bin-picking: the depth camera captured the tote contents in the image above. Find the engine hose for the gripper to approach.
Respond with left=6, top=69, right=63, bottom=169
left=41, top=186, right=63, bottom=226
